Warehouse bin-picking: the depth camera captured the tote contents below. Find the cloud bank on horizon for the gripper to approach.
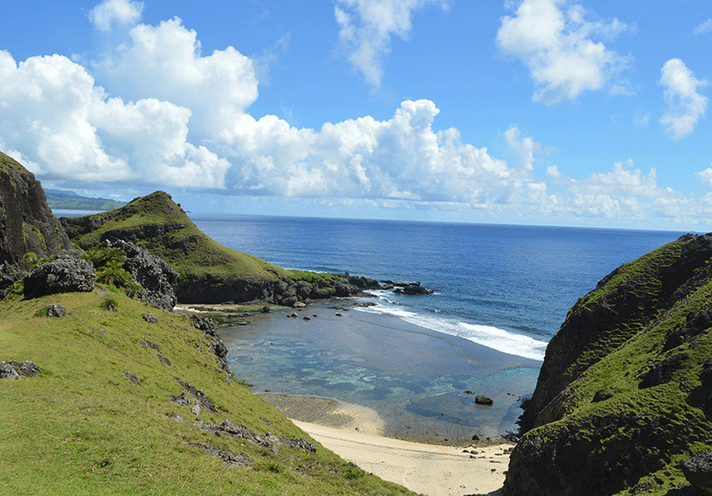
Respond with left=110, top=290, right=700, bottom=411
left=0, top=0, right=710, bottom=229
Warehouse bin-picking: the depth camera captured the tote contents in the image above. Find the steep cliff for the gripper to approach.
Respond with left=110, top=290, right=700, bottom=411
left=504, top=234, right=712, bottom=495
left=61, top=191, right=381, bottom=304
left=0, top=152, right=72, bottom=294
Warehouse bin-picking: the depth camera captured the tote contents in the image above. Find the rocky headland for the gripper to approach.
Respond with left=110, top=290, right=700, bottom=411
left=59, top=191, right=384, bottom=305
left=504, top=233, right=712, bottom=495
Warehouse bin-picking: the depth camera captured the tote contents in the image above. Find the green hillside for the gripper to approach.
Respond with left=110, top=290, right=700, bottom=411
left=0, top=288, right=413, bottom=495
left=45, top=189, right=126, bottom=211
left=60, top=191, right=290, bottom=281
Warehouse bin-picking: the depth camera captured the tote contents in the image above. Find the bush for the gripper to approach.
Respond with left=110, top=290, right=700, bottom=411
left=81, top=246, right=140, bottom=295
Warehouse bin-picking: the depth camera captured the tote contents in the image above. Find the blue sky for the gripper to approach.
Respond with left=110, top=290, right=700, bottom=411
left=1, top=0, right=711, bottom=230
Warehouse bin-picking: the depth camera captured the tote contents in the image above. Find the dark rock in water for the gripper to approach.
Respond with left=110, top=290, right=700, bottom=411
left=682, top=451, right=712, bottom=495
left=46, top=304, right=67, bottom=318
left=142, top=312, right=158, bottom=324
left=24, top=256, right=95, bottom=298
left=106, top=239, right=177, bottom=311
left=394, top=284, right=434, bottom=295
left=124, top=371, right=141, bottom=386
left=475, top=395, right=494, bottom=406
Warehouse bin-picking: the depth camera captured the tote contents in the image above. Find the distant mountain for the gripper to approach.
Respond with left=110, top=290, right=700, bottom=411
left=45, top=189, right=126, bottom=211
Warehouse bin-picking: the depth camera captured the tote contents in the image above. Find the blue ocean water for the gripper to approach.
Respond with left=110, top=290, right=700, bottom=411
left=191, top=213, right=688, bottom=439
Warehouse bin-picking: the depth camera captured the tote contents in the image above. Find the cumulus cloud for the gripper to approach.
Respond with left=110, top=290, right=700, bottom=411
left=564, top=160, right=686, bottom=219
left=659, top=58, right=708, bottom=140
left=335, top=0, right=450, bottom=88
left=89, top=0, right=143, bottom=32
left=497, top=0, right=633, bottom=105
left=697, top=167, right=712, bottom=189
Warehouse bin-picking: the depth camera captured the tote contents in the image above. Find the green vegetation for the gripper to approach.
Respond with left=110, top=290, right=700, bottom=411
left=512, top=235, right=712, bottom=495
left=45, top=190, right=126, bottom=211
left=0, top=290, right=413, bottom=495
left=81, top=245, right=140, bottom=296
left=62, top=191, right=290, bottom=282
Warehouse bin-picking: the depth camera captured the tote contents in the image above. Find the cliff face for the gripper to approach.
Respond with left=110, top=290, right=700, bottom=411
left=0, top=152, right=72, bottom=291
left=504, top=234, right=712, bottom=496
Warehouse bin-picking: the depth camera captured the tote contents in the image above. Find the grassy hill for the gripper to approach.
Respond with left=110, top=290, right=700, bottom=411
left=504, top=234, right=712, bottom=495
left=59, top=192, right=377, bottom=304
left=0, top=288, right=413, bottom=495
left=45, top=189, right=126, bottom=211
left=60, top=191, right=288, bottom=281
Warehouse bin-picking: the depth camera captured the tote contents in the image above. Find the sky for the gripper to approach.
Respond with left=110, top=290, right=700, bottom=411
left=1, top=0, right=711, bottom=231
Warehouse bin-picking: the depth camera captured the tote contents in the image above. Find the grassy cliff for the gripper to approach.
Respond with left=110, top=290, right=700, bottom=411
left=60, top=192, right=376, bottom=304
left=60, top=191, right=289, bottom=282
left=0, top=288, right=413, bottom=495
left=504, top=234, right=712, bottom=496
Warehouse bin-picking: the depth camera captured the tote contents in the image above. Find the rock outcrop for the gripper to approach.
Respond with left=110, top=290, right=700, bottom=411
left=24, top=253, right=95, bottom=298
left=0, top=152, right=72, bottom=296
left=106, top=239, right=178, bottom=311
left=504, top=234, right=712, bottom=496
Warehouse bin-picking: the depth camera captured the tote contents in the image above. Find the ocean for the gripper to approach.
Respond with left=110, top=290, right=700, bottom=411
left=192, top=214, right=687, bottom=441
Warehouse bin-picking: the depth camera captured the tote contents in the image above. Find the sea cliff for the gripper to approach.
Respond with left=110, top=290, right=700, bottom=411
left=504, top=234, right=712, bottom=495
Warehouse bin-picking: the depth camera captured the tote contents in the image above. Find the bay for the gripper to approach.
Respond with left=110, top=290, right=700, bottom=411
left=191, top=214, right=688, bottom=440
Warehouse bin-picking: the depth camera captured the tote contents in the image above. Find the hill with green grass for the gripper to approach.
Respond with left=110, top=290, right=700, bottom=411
left=0, top=288, right=413, bottom=495
left=60, top=191, right=380, bottom=304
left=45, top=189, right=126, bottom=211
left=504, top=234, right=712, bottom=496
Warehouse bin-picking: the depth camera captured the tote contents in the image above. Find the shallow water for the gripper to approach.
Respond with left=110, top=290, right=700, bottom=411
left=222, top=301, right=540, bottom=441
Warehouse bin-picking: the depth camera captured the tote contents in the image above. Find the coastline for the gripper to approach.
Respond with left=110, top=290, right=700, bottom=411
left=266, top=394, right=510, bottom=496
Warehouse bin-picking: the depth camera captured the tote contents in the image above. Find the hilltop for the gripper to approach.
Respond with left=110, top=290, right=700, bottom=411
left=60, top=191, right=381, bottom=304
left=45, top=189, right=126, bottom=211
left=504, top=234, right=712, bottom=495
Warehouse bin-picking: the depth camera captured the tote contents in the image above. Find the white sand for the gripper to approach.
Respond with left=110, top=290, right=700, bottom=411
left=292, top=419, right=509, bottom=496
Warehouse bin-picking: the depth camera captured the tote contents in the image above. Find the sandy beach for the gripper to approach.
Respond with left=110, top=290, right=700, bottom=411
left=264, top=394, right=511, bottom=496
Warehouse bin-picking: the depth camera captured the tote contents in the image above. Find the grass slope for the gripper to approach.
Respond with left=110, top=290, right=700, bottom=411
left=61, top=191, right=291, bottom=282
left=0, top=289, right=413, bottom=495
left=510, top=236, right=712, bottom=495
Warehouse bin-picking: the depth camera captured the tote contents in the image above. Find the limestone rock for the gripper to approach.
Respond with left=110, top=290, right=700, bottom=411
left=24, top=257, right=95, bottom=298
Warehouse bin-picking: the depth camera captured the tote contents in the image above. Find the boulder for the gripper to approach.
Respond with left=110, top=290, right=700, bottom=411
left=24, top=256, right=95, bottom=298
left=46, top=304, right=67, bottom=317
left=682, top=451, right=712, bottom=496
left=475, top=395, right=494, bottom=406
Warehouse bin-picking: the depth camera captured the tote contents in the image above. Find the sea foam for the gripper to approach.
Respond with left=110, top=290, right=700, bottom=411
left=356, top=295, right=547, bottom=361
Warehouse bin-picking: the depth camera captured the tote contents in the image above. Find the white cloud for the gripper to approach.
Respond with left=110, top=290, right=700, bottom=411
left=694, top=18, right=712, bottom=36
left=563, top=160, right=687, bottom=219
left=89, top=0, right=143, bottom=32
left=697, top=167, right=712, bottom=189
left=633, top=109, right=651, bottom=127
left=98, top=18, right=258, bottom=136
left=497, top=0, right=633, bottom=105
left=659, top=58, right=708, bottom=140
left=335, top=0, right=450, bottom=88
left=505, top=124, right=539, bottom=170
